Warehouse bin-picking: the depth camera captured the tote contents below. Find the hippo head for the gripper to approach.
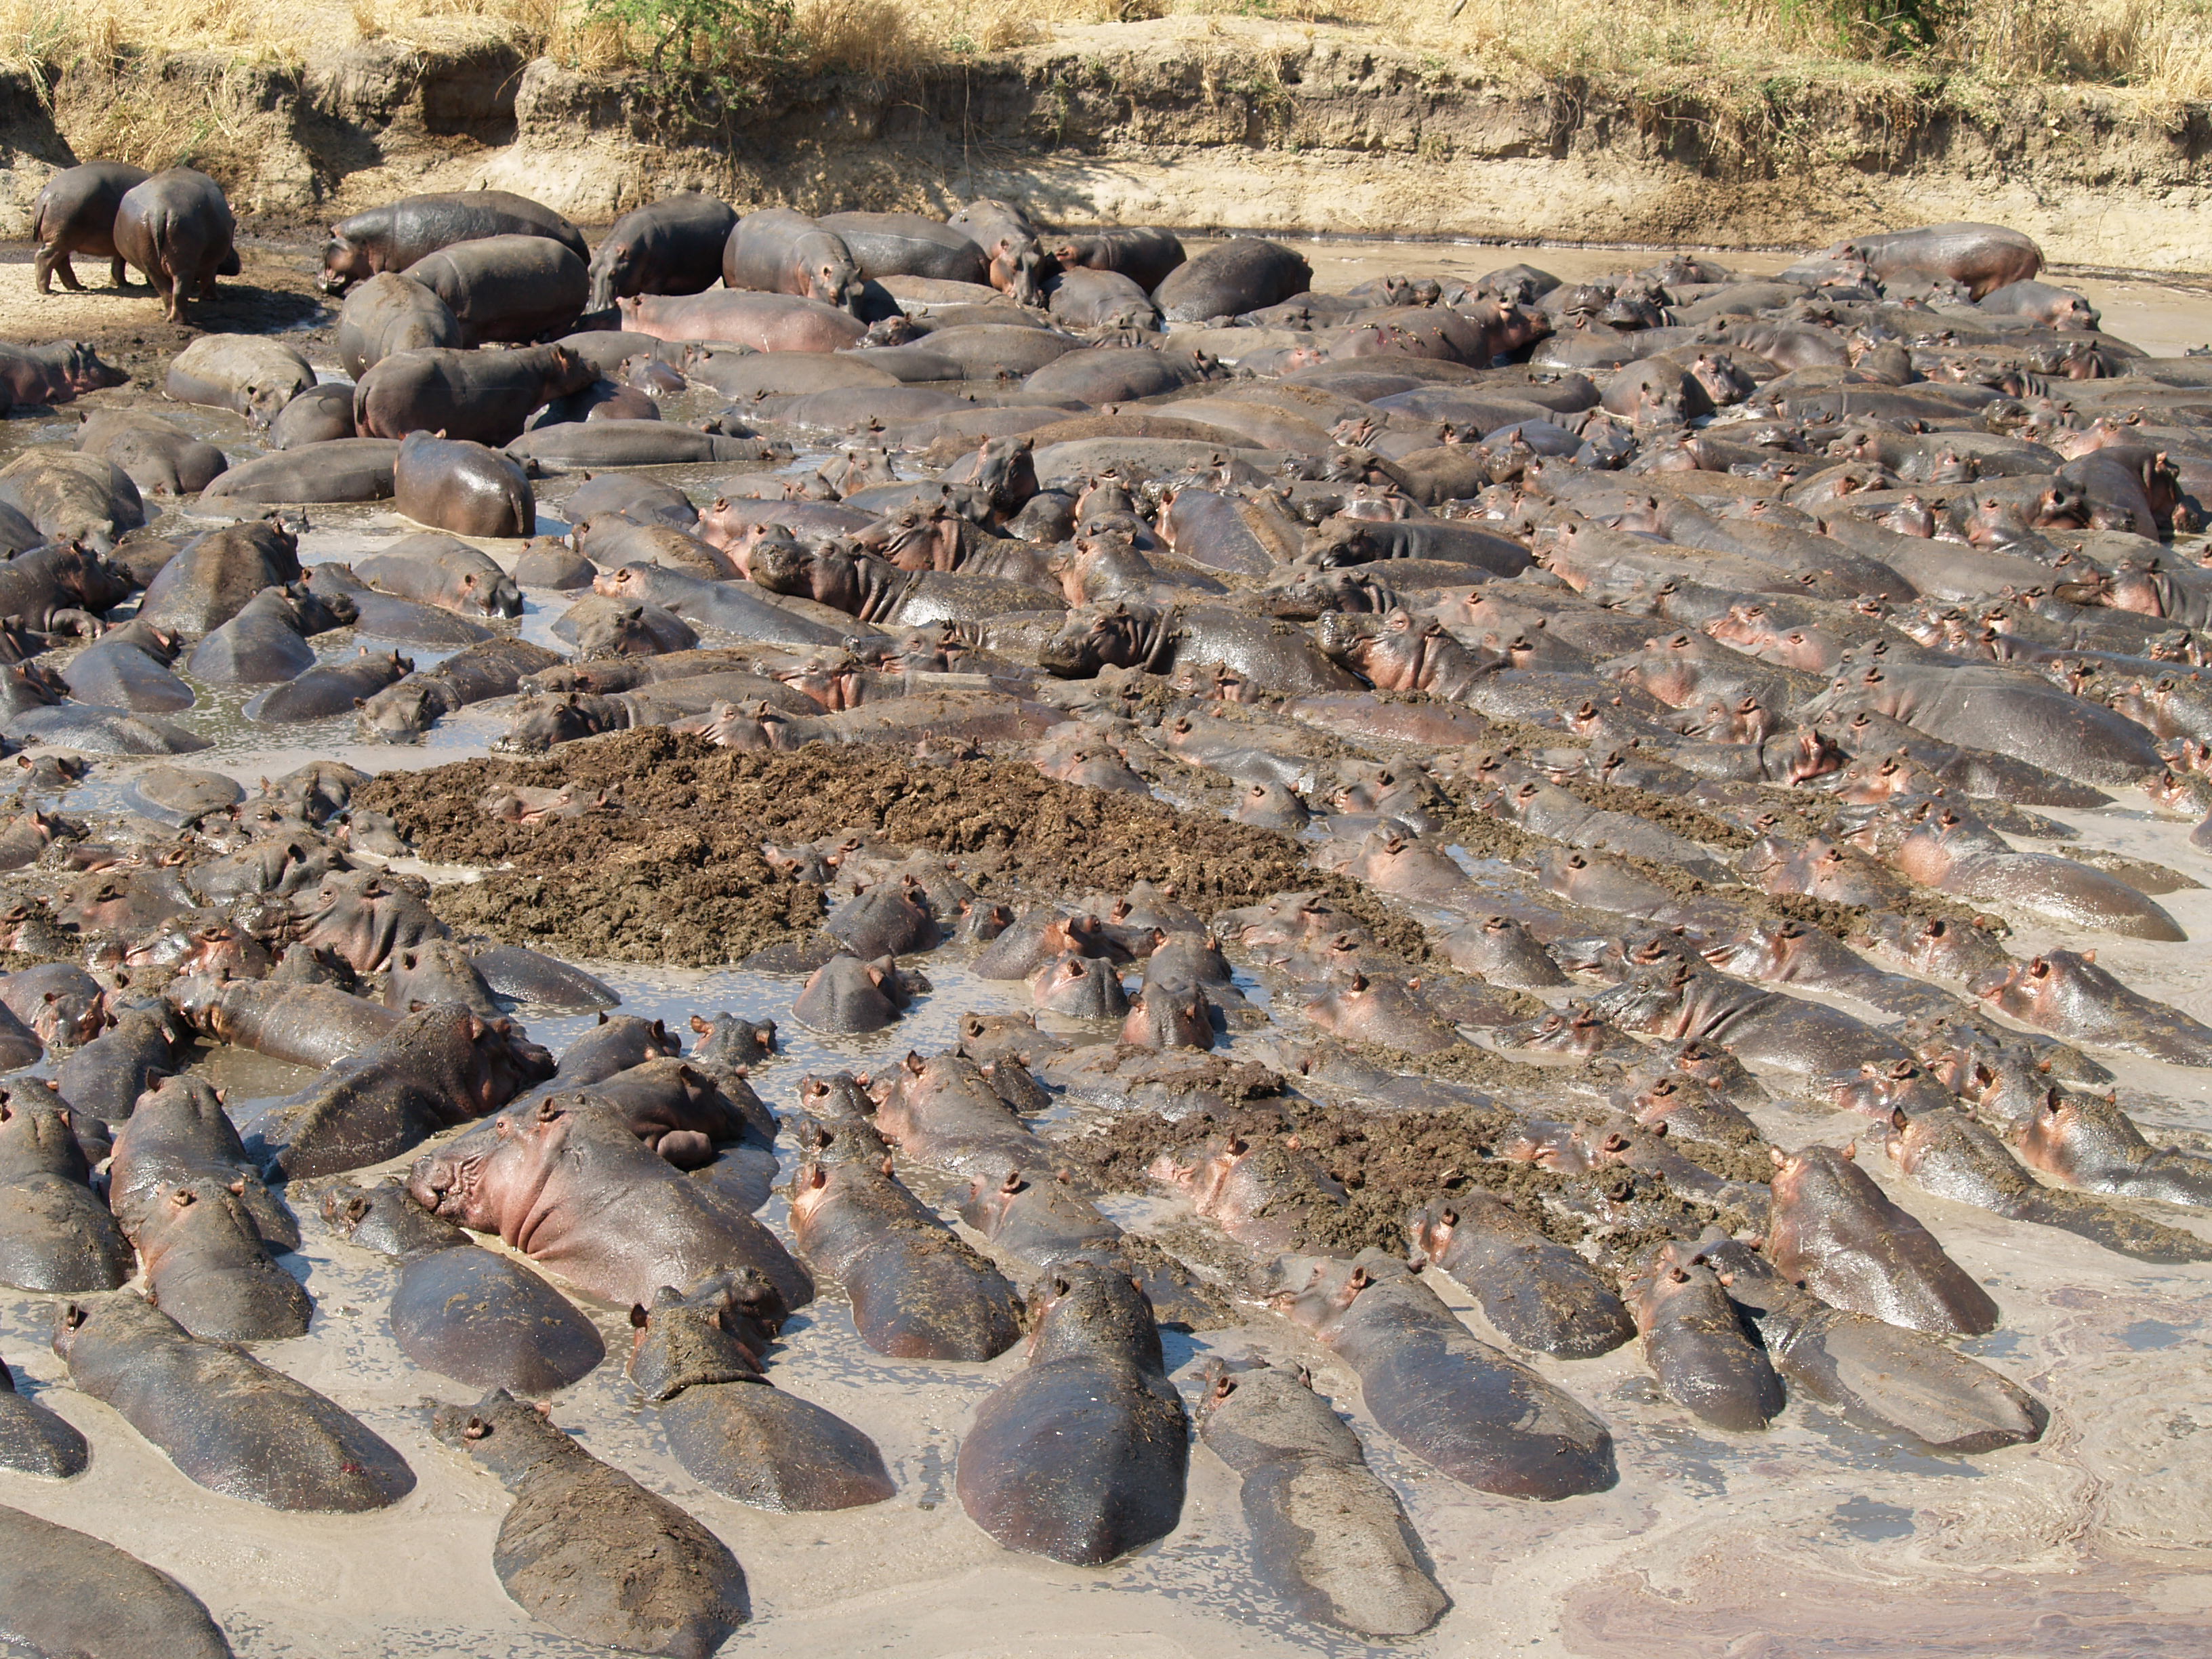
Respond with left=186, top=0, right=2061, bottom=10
left=60, top=343, right=129, bottom=395
left=626, top=1270, right=783, bottom=1400
left=319, top=232, right=375, bottom=295
left=1269, top=1253, right=1385, bottom=1343
left=743, top=538, right=820, bottom=598
left=499, top=693, right=607, bottom=754
left=407, top=1098, right=558, bottom=1229
left=798, top=236, right=865, bottom=313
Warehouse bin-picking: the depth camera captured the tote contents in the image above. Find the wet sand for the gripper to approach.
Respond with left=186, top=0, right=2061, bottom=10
left=1, top=235, right=2211, bottom=1659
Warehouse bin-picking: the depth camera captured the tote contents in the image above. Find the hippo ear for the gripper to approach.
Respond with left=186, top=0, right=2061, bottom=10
left=629, top=1305, right=649, bottom=1329
left=1768, top=1146, right=1786, bottom=1168
left=1841, top=1141, right=1858, bottom=1160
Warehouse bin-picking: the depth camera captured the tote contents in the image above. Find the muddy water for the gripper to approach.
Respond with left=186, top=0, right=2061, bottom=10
left=2, top=239, right=2212, bottom=1658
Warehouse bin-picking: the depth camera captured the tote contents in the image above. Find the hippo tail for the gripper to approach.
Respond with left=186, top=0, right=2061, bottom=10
left=2016, top=1189, right=2212, bottom=1264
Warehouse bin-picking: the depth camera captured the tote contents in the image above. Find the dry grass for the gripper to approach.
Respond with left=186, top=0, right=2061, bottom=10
left=4, top=0, right=2212, bottom=104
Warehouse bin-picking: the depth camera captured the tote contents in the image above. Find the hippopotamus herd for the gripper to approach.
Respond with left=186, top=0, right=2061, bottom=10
left=2, top=184, right=2212, bottom=1652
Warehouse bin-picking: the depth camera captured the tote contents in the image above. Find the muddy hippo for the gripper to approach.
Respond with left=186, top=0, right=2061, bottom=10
left=54, top=1294, right=415, bottom=1510
left=244, top=1003, right=554, bottom=1180
left=1975, top=949, right=2212, bottom=1067
left=75, top=411, right=224, bottom=499
left=1767, top=1143, right=1999, bottom=1335
left=819, top=211, right=989, bottom=286
left=0, top=1088, right=131, bottom=1293
left=1040, top=602, right=1357, bottom=693
left=629, top=1270, right=895, bottom=1512
left=1824, top=222, right=2043, bottom=299
left=335, top=270, right=464, bottom=377
left=62, top=618, right=191, bottom=712
left=793, top=952, right=922, bottom=1033
left=30, top=161, right=149, bottom=292
left=957, top=1260, right=1188, bottom=1565
left=432, top=1388, right=748, bottom=1654
left=407, top=234, right=591, bottom=347
left=1050, top=267, right=1161, bottom=332
left=356, top=342, right=597, bottom=446
left=320, top=190, right=588, bottom=294
left=946, top=199, right=1052, bottom=305
left=1408, top=1194, right=1632, bottom=1358
left=112, top=168, right=237, bottom=323
left=325, top=1181, right=605, bottom=1393
left=1276, top=1251, right=1616, bottom=1500
left=2013, top=1088, right=2212, bottom=1208
left=1198, top=1359, right=1447, bottom=1638
left=137, top=518, right=301, bottom=636
left=165, top=334, right=317, bottom=426
left=359, top=636, right=560, bottom=742
left=588, top=193, right=739, bottom=311
left=197, top=438, right=401, bottom=506
left=108, top=1075, right=298, bottom=1248
left=54, top=1002, right=187, bottom=1122
left=0, top=1355, right=89, bottom=1476
left=265, top=382, right=356, bottom=449
left=0, top=339, right=129, bottom=408
left=722, top=208, right=865, bottom=310
left=409, top=1093, right=813, bottom=1310
left=0, top=449, right=144, bottom=550
left=131, top=1176, right=312, bottom=1343
left=1626, top=1240, right=1784, bottom=1431
left=394, top=431, right=535, bottom=538
left=246, top=645, right=412, bottom=724
left=0, top=1504, right=236, bottom=1657
left=788, top=1119, right=1021, bottom=1361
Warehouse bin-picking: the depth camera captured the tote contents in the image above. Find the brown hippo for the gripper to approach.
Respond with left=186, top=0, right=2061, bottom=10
left=589, top=192, right=739, bottom=311
left=0, top=1088, right=131, bottom=1294
left=112, top=168, right=237, bottom=323
left=1822, top=222, right=2043, bottom=299
left=354, top=343, right=597, bottom=445
left=1767, top=1143, right=1999, bottom=1336
left=129, top=1177, right=311, bottom=1343
left=320, top=190, right=588, bottom=294
left=819, top=211, right=989, bottom=286
left=0, top=1506, right=235, bottom=1657
left=30, top=161, right=149, bottom=293
left=1198, top=1359, right=1448, bottom=1638
left=1408, top=1193, right=1633, bottom=1359
left=430, top=1388, right=749, bottom=1655
left=1974, top=949, right=2212, bottom=1067
left=407, top=1093, right=813, bottom=1310
left=946, top=198, right=1054, bottom=305
left=619, top=288, right=868, bottom=351
left=394, top=432, right=535, bottom=538
left=335, top=271, right=463, bottom=378
left=956, top=1260, right=1189, bottom=1565
left=1626, top=1240, right=1784, bottom=1432
left=1053, top=226, right=1187, bottom=292
left=1155, top=238, right=1313, bottom=323
left=406, top=234, right=591, bottom=347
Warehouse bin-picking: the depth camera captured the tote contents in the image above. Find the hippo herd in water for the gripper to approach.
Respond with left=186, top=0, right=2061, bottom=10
left=2, top=173, right=2212, bottom=1652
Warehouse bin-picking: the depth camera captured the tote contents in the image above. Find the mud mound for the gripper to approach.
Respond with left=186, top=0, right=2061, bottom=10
left=359, top=731, right=1416, bottom=966
left=1058, top=1096, right=1755, bottom=1271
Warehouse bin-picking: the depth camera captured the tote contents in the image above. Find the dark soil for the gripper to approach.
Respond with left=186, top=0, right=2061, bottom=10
left=357, top=731, right=1416, bottom=966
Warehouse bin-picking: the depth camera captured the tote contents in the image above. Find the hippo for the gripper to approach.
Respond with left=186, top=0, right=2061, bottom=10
left=2012, top=1088, right=2212, bottom=1208
left=0, top=1088, right=131, bottom=1293
left=957, top=1259, right=1189, bottom=1565
left=554, top=1014, right=681, bottom=1085
left=357, top=532, right=523, bottom=617
left=1886, top=1107, right=2212, bottom=1263
left=197, top=438, right=401, bottom=506
left=867, top=1049, right=1048, bottom=1184
left=1151, top=1133, right=1348, bottom=1255
left=721, top=208, right=865, bottom=310
left=1053, top=226, right=1187, bottom=291
left=1276, top=1251, right=1616, bottom=1500
left=946, top=198, right=1053, bottom=305
left=819, top=211, right=991, bottom=286
left=265, top=383, right=357, bottom=449
left=1980, top=278, right=2100, bottom=329
left=0, top=340, right=129, bottom=411
left=0, top=1353, right=89, bottom=1477
left=618, top=289, right=869, bottom=352
left=0, top=449, right=144, bottom=549
left=407, top=234, right=592, bottom=346
left=137, top=518, right=301, bottom=636
left=54, top=1294, right=415, bottom=1510
left=1974, top=949, right=2212, bottom=1066
left=30, top=161, right=150, bottom=292
left=306, top=560, right=496, bottom=644
left=182, top=582, right=353, bottom=684
left=164, top=334, right=318, bottom=425
left=1767, top=1143, right=1999, bottom=1336
left=112, top=168, right=237, bottom=323
left=430, top=1388, right=749, bottom=1654
left=958, top=1164, right=1223, bottom=1330
left=0, top=1505, right=237, bottom=1658
left=1626, top=1241, right=1784, bottom=1432
left=108, top=1076, right=298, bottom=1248
left=243, top=1003, right=554, bottom=1181
left=1155, top=239, right=1313, bottom=323
left=394, top=432, right=535, bottom=538
left=245, top=646, right=412, bottom=724
left=1823, top=222, right=2043, bottom=298
left=320, top=191, right=589, bottom=294
left=590, top=192, right=739, bottom=311
left=62, top=619, right=192, bottom=712
left=407, top=1092, right=813, bottom=1311
left=324, top=1181, right=605, bottom=1393
left=358, top=637, right=561, bottom=742
left=384, top=939, right=504, bottom=1019
left=129, top=1176, right=312, bottom=1343
left=335, top=270, right=464, bottom=377
left=1408, top=1193, right=1633, bottom=1358
left=506, top=419, right=773, bottom=472
left=793, top=951, right=922, bottom=1033
left=628, top=1269, right=896, bottom=1512
left=1049, top=267, right=1161, bottom=332
left=354, top=343, right=598, bottom=445
left=54, top=1003, right=188, bottom=1122
left=1040, top=602, right=1357, bottom=693
left=166, top=977, right=398, bottom=1071
left=788, top=1118, right=1021, bottom=1361
left=1198, top=1359, right=1448, bottom=1638
left=75, top=411, right=227, bottom=496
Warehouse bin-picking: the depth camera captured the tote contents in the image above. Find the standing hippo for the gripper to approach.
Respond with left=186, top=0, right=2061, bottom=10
left=319, top=190, right=588, bottom=294
left=54, top=1294, right=416, bottom=1511
left=721, top=208, right=865, bottom=310
left=1823, top=222, right=2043, bottom=300
left=394, top=432, right=535, bottom=539
left=1154, top=239, right=1312, bottom=322
left=335, top=272, right=464, bottom=378
left=946, top=199, right=1053, bottom=306
left=31, top=161, right=149, bottom=292
left=590, top=193, right=739, bottom=311
left=956, top=1260, right=1189, bottom=1565
left=112, top=168, right=238, bottom=324
left=430, top=1388, right=750, bottom=1656
left=406, top=234, right=592, bottom=347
